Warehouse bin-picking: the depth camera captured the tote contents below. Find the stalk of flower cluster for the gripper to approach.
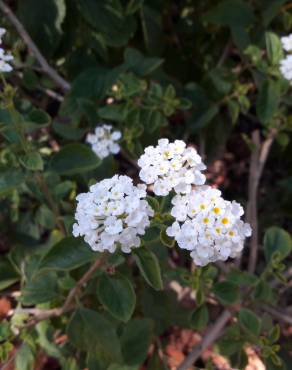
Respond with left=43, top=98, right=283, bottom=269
left=86, top=124, right=121, bottom=160
left=72, top=175, right=154, bottom=253
left=0, top=27, right=13, bottom=72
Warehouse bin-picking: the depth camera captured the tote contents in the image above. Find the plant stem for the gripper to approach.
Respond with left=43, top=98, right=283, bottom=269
left=0, top=0, right=70, bottom=92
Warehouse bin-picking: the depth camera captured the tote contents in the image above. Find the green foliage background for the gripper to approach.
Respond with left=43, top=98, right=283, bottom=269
left=0, top=0, right=292, bottom=369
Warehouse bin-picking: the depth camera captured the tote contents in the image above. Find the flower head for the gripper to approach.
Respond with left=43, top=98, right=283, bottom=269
left=280, top=55, right=292, bottom=81
left=0, top=27, right=13, bottom=73
left=86, top=124, right=121, bottom=160
left=166, top=186, right=251, bottom=266
left=72, top=175, right=154, bottom=253
left=281, top=34, right=292, bottom=52
left=138, top=138, right=206, bottom=196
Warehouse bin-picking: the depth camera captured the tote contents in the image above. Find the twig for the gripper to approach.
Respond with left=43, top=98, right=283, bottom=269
left=177, top=310, right=231, bottom=370
left=246, top=130, right=260, bottom=273
left=20, top=255, right=105, bottom=327
left=263, top=305, right=292, bottom=325
left=0, top=0, right=70, bottom=92
left=38, top=87, right=64, bottom=102
left=16, top=70, right=64, bottom=102
left=247, top=127, right=278, bottom=273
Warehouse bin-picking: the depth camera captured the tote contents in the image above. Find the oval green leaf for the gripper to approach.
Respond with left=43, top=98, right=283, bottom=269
left=97, top=273, right=136, bottom=322
left=39, top=237, right=95, bottom=272
left=264, top=226, right=292, bottom=262
left=50, top=143, right=101, bottom=175
left=133, top=248, right=163, bottom=290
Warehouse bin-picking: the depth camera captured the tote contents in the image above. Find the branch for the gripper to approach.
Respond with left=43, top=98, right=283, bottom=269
left=18, top=255, right=105, bottom=327
left=0, top=0, right=71, bottom=92
left=246, top=130, right=260, bottom=273
left=247, top=127, right=278, bottom=273
left=177, top=310, right=232, bottom=370
left=263, top=305, right=292, bottom=325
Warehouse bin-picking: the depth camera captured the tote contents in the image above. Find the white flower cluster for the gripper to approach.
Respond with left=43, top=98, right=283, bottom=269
left=166, top=186, right=252, bottom=266
left=72, top=175, right=154, bottom=253
left=86, top=124, right=121, bottom=160
left=280, top=34, right=292, bottom=83
left=0, top=28, right=13, bottom=73
left=138, top=138, right=206, bottom=196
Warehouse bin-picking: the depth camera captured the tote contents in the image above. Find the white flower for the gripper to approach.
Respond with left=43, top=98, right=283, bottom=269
left=72, top=175, right=154, bottom=253
left=86, top=124, right=121, bottom=160
left=279, top=34, right=292, bottom=83
left=166, top=186, right=251, bottom=266
left=138, top=138, right=206, bottom=196
left=0, top=28, right=13, bottom=73
left=281, top=34, right=292, bottom=52
left=280, top=55, right=292, bottom=81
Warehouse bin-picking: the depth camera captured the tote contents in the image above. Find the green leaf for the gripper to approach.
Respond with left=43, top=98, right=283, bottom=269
left=226, top=269, right=257, bottom=286
left=160, top=229, right=175, bottom=248
left=21, top=272, right=58, bottom=305
left=36, top=205, right=55, bottom=229
left=15, top=343, right=35, bottom=370
left=39, top=237, right=95, bottom=272
left=97, top=273, right=136, bottom=322
left=213, top=281, right=240, bottom=305
left=190, top=304, right=209, bottom=331
left=276, top=132, right=290, bottom=148
left=76, top=0, right=136, bottom=47
left=67, top=308, right=121, bottom=365
left=50, top=143, right=101, bottom=175
left=26, top=109, right=51, bottom=128
left=227, top=100, right=240, bottom=124
left=261, top=0, right=287, bottom=27
left=253, top=279, right=273, bottom=302
left=204, top=0, right=254, bottom=28
left=146, top=196, right=160, bottom=213
left=269, top=324, right=280, bottom=343
left=256, top=80, right=281, bottom=124
left=20, top=152, right=44, bottom=171
left=53, top=121, right=86, bottom=140
left=265, top=32, right=284, bottom=65
left=264, top=227, right=292, bottom=262
left=17, top=0, right=66, bottom=58
left=0, top=258, right=19, bottom=291
left=120, top=319, right=153, bottom=366
left=133, top=248, right=163, bottom=290
left=126, top=0, right=144, bottom=15
left=107, top=366, right=138, bottom=370
left=238, top=308, right=261, bottom=336
left=0, top=168, right=25, bottom=196
left=193, top=104, right=219, bottom=131
left=124, top=48, right=163, bottom=76
left=98, top=104, right=127, bottom=122
left=204, top=0, right=254, bottom=48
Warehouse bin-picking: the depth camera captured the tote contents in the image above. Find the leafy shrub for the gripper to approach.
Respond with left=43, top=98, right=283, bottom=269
left=0, top=1, right=291, bottom=369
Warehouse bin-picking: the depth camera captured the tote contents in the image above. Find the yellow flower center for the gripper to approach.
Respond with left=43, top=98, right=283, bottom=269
left=215, top=227, right=221, bottom=234
left=163, top=151, right=170, bottom=158
left=200, top=204, right=206, bottom=210
left=213, top=207, right=220, bottom=214
left=203, top=217, right=209, bottom=224
left=221, top=217, right=229, bottom=225
left=229, top=231, right=235, bottom=236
